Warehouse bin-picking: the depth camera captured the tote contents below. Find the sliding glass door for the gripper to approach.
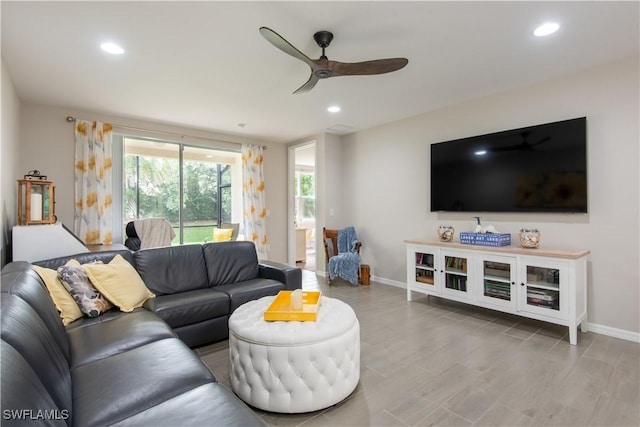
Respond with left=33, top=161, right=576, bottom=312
left=123, top=137, right=240, bottom=244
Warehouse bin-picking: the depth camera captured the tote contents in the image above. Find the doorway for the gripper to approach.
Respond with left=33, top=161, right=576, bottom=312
left=288, top=142, right=316, bottom=271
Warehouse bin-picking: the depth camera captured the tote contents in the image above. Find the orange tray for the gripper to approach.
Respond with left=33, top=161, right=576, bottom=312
left=264, top=290, right=322, bottom=321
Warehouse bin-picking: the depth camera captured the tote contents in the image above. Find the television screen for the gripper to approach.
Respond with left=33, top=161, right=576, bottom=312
left=430, top=117, right=587, bottom=213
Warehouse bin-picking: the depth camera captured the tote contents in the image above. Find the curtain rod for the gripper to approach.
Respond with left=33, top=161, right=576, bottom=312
left=66, top=116, right=267, bottom=149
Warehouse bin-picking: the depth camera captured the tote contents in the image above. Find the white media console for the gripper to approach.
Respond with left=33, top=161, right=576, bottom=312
left=405, top=239, right=589, bottom=345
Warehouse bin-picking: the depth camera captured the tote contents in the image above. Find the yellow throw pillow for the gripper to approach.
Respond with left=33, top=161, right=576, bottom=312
left=33, top=260, right=84, bottom=326
left=212, top=227, right=234, bottom=242
left=82, top=254, right=155, bottom=312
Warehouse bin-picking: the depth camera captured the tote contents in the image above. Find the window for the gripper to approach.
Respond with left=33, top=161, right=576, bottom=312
left=294, top=169, right=315, bottom=221
left=123, top=137, right=240, bottom=244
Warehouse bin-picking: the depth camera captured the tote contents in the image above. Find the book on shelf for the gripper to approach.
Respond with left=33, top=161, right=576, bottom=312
left=485, top=291, right=511, bottom=300
left=485, top=267, right=510, bottom=278
left=485, top=282, right=510, bottom=291
left=526, top=290, right=557, bottom=302
left=416, top=276, right=434, bottom=284
left=485, top=280, right=510, bottom=288
left=415, top=252, right=433, bottom=267
left=446, top=275, right=467, bottom=292
left=446, top=257, right=467, bottom=273
left=485, top=261, right=508, bottom=269
left=484, top=281, right=511, bottom=300
left=527, top=297, right=558, bottom=309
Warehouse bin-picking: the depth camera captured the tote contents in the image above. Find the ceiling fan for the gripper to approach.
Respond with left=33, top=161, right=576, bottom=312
left=259, top=27, right=409, bottom=94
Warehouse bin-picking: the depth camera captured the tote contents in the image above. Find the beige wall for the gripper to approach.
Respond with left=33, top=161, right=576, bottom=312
left=1, top=59, right=21, bottom=267
left=341, top=56, right=639, bottom=337
left=3, top=55, right=638, bottom=338
left=16, top=102, right=289, bottom=262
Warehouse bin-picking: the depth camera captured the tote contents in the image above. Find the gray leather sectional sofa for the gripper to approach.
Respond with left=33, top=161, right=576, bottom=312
left=1, top=241, right=301, bottom=426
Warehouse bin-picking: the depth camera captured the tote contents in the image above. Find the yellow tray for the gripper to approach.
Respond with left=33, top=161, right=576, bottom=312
left=264, top=290, right=322, bottom=321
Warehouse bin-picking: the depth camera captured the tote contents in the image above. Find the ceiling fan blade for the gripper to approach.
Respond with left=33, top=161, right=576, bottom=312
left=328, top=58, right=408, bottom=76
left=259, top=27, right=315, bottom=69
left=293, top=73, right=320, bottom=94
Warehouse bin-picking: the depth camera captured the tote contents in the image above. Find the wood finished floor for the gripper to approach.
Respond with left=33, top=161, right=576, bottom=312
left=196, top=271, right=640, bottom=426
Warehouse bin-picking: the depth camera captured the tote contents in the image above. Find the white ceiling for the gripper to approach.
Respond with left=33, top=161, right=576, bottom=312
left=2, top=1, right=638, bottom=144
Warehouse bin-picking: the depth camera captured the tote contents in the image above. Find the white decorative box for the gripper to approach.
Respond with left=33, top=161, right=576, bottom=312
left=459, top=232, right=511, bottom=247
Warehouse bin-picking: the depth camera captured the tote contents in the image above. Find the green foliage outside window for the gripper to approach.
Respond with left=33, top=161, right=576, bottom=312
left=124, top=155, right=180, bottom=222
left=295, top=170, right=315, bottom=219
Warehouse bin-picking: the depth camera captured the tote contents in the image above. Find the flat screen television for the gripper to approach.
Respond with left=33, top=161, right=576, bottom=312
left=430, top=117, right=587, bottom=213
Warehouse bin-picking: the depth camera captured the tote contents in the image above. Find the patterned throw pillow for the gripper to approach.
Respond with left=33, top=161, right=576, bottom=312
left=57, top=265, right=113, bottom=317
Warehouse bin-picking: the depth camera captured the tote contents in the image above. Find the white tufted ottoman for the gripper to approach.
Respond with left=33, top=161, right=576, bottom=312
left=228, top=295, right=360, bottom=413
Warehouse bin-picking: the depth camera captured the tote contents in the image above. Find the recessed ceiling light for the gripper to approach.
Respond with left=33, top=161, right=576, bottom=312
left=327, top=106, right=341, bottom=113
left=475, top=150, right=487, bottom=156
left=100, top=42, right=125, bottom=54
left=534, top=22, right=560, bottom=37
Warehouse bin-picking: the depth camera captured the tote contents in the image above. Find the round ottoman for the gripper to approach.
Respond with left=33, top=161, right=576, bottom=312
left=229, top=295, right=360, bottom=413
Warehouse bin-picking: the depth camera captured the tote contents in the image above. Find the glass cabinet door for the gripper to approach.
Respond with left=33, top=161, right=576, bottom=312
left=519, top=259, right=567, bottom=318
left=476, top=255, right=516, bottom=309
left=441, top=251, right=471, bottom=300
left=414, top=251, right=436, bottom=290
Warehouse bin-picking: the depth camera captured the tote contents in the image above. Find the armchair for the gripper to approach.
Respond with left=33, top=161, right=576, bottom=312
left=323, top=226, right=362, bottom=285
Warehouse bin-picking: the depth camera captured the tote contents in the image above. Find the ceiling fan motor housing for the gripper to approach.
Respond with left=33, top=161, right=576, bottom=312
left=313, top=31, right=334, bottom=48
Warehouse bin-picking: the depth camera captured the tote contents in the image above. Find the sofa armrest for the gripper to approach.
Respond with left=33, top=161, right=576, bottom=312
left=258, top=261, right=302, bottom=291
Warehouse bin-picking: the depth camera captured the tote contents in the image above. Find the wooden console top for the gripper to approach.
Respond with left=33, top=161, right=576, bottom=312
left=404, top=239, right=590, bottom=260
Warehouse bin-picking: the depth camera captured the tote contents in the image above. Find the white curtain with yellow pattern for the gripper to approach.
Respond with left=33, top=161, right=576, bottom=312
left=74, top=120, right=114, bottom=245
left=241, top=144, right=268, bottom=259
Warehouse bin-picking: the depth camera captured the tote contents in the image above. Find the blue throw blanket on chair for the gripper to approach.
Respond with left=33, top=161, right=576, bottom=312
left=329, top=226, right=360, bottom=285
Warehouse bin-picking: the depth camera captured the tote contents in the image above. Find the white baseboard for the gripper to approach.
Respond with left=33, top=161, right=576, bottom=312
left=369, top=276, right=640, bottom=344
left=587, top=322, right=640, bottom=343
left=371, top=275, right=405, bottom=289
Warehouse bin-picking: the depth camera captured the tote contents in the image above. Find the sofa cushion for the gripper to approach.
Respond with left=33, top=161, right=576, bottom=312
left=172, top=316, right=230, bottom=348
left=57, top=264, right=113, bottom=317
left=215, top=278, right=284, bottom=312
left=1, top=263, right=71, bottom=360
left=1, top=341, right=69, bottom=427
left=66, top=309, right=176, bottom=369
left=71, top=338, right=214, bottom=427
left=108, top=383, right=266, bottom=427
left=82, top=254, right=155, bottom=312
left=143, top=288, right=229, bottom=328
left=1, top=295, right=73, bottom=414
left=134, top=245, right=209, bottom=295
left=203, top=241, right=259, bottom=286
